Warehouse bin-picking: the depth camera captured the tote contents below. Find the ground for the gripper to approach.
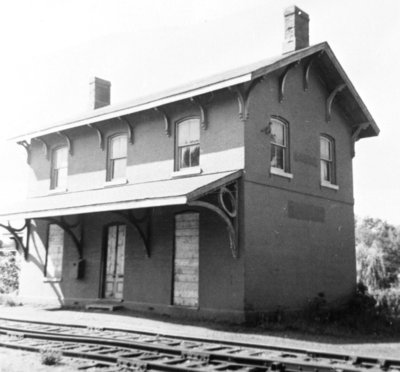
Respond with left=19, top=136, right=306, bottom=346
left=0, top=348, right=86, bottom=372
left=0, top=304, right=399, bottom=371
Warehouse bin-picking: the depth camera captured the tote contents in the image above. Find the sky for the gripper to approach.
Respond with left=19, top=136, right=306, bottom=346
left=0, top=0, right=399, bottom=225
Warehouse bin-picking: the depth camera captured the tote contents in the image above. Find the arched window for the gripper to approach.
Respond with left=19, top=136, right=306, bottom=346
left=320, top=135, right=336, bottom=185
left=176, top=118, right=200, bottom=171
left=50, top=146, right=68, bottom=190
left=270, top=117, right=289, bottom=173
left=107, top=134, right=128, bottom=181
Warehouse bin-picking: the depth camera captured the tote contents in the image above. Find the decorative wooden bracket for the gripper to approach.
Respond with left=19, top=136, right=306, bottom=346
left=154, top=107, right=170, bottom=137
left=0, top=219, right=30, bottom=260
left=113, top=209, right=152, bottom=258
left=279, top=61, right=300, bottom=103
left=42, top=216, right=83, bottom=259
left=326, top=83, right=346, bottom=122
left=17, top=141, right=31, bottom=164
left=87, top=124, right=105, bottom=150
left=303, top=52, right=323, bottom=91
left=35, top=138, right=50, bottom=160
left=229, top=77, right=264, bottom=122
left=188, top=181, right=239, bottom=259
left=190, top=97, right=207, bottom=130
left=351, top=122, right=370, bottom=157
left=57, top=131, right=73, bottom=156
left=118, top=117, right=134, bottom=144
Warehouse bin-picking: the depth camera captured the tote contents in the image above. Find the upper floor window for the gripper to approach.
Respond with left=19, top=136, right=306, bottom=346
left=320, top=135, right=336, bottom=186
left=270, top=118, right=290, bottom=174
left=51, top=146, right=68, bottom=190
left=176, top=118, right=200, bottom=171
left=107, top=134, right=127, bottom=181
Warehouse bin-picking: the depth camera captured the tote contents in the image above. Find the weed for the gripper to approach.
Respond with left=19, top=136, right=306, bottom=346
left=40, top=348, right=62, bottom=365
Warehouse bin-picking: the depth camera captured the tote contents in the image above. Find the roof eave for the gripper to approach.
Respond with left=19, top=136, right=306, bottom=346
left=10, top=42, right=379, bottom=142
left=252, top=42, right=379, bottom=138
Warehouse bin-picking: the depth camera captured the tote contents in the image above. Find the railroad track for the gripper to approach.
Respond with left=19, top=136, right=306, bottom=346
left=0, top=317, right=399, bottom=372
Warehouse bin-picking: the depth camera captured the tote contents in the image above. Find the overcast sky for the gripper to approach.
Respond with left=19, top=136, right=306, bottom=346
left=0, top=0, right=399, bottom=225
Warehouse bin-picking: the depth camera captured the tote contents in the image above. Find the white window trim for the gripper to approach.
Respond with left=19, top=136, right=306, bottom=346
left=175, top=118, right=201, bottom=171
left=104, top=178, right=128, bottom=187
left=171, top=166, right=202, bottom=178
left=321, top=180, right=339, bottom=190
left=270, top=167, right=293, bottom=179
left=107, top=133, right=128, bottom=182
left=50, top=146, right=69, bottom=191
left=48, top=188, right=68, bottom=195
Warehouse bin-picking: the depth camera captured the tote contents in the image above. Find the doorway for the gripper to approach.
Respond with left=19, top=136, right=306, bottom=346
left=103, top=224, right=126, bottom=300
left=173, top=212, right=199, bottom=307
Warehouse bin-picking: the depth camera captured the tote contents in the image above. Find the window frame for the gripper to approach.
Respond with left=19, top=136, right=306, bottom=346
left=320, top=134, right=338, bottom=189
left=44, top=223, right=64, bottom=281
left=174, top=117, right=201, bottom=172
left=269, top=117, right=292, bottom=178
left=50, top=145, right=69, bottom=191
left=106, top=133, right=128, bottom=183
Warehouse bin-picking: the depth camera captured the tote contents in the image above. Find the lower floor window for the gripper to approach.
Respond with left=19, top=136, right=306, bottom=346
left=45, top=224, right=64, bottom=279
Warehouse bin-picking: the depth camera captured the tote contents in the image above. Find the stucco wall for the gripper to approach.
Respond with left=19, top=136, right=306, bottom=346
left=243, top=63, right=356, bottom=312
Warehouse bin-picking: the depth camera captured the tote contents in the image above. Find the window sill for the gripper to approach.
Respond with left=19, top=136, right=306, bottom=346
left=171, top=167, right=202, bottom=178
left=104, top=178, right=128, bottom=187
left=43, top=277, right=62, bottom=283
left=48, top=188, right=68, bottom=195
left=270, top=167, right=293, bottom=179
left=321, top=181, right=339, bottom=190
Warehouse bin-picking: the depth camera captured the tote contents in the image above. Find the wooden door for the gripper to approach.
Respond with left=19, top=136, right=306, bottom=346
left=173, top=213, right=199, bottom=307
left=104, top=224, right=126, bottom=300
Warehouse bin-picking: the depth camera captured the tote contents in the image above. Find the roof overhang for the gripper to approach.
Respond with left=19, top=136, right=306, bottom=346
left=10, top=42, right=379, bottom=142
left=0, top=170, right=242, bottom=221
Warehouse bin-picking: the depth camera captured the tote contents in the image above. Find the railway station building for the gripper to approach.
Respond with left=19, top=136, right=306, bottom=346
left=0, top=7, right=379, bottom=322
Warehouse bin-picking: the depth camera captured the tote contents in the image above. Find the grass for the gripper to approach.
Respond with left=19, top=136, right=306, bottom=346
left=258, top=286, right=400, bottom=338
left=0, top=294, right=22, bottom=307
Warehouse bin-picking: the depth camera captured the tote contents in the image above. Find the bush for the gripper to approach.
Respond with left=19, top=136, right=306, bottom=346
left=374, top=287, right=400, bottom=318
left=40, top=348, right=62, bottom=365
left=0, top=251, right=19, bottom=294
left=258, top=283, right=400, bottom=336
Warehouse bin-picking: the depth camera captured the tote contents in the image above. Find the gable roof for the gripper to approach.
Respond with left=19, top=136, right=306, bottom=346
left=11, top=42, right=378, bottom=142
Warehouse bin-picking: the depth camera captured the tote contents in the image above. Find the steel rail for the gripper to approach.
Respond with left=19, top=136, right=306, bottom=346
left=0, top=317, right=399, bottom=372
left=0, top=335, right=208, bottom=371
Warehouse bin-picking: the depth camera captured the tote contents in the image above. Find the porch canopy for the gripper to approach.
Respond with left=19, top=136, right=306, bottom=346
left=0, top=170, right=241, bottom=220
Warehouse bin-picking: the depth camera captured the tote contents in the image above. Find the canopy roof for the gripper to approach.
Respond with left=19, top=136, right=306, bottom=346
left=11, top=42, right=378, bottom=142
left=0, top=170, right=241, bottom=220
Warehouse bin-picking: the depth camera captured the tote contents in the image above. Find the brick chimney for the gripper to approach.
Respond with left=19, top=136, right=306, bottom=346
left=282, top=5, right=309, bottom=54
left=89, top=77, right=111, bottom=109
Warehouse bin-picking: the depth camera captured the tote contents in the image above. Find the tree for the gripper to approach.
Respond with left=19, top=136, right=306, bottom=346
left=355, top=217, right=400, bottom=290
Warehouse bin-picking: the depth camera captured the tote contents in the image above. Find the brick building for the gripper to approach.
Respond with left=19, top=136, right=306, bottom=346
left=0, top=7, right=378, bottom=322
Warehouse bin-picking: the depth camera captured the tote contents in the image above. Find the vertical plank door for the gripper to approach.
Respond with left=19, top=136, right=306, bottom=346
left=104, top=224, right=126, bottom=300
left=173, top=213, right=199, bottom=307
